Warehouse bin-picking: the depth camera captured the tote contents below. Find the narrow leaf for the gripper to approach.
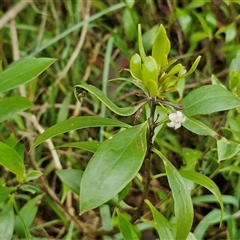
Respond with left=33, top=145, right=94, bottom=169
left=182, top=117, right=217, bottom=137
left=117, top=209, right=140, bottom=240
left=30, top=116, right=129, bottom=150
left=181, top=85, right=240, bottom=116
left=153, top=148, right=193, bottom=240
left=14, top=195, right=42, bottom=237
left=144, top=199, right=175, bottom=239
left=180, top=170, right=224, bottom=225
left=74, top=83, right=144, bottom=116
left=0, top=142, right=25, bottom=182
left=80, top=122, right=147, bottom=214
left=0, top=96, right=34, bottom=123
left=0, top=198, right=14, bottom=240
left=0, top=186, right=15, bottom=203
left=0, top=58, right=56, bottom=93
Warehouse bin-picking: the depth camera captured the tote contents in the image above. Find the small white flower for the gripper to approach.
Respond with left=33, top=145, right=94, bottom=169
left=167, top=111, right=186, bottom=130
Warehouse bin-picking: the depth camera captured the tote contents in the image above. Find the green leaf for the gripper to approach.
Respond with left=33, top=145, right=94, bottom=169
left=26, top=170, right=43, bottom=182
left=217, top=138, right=240, bottom=161
left=0, top=186, right=15, bottom=203
left=117, top=210, right=140, bottom=240
left=0, top=96, right=34, bottom=123
left=0, top=141, right=25, bottom=182
left=152, top=24, right=170, bottom=70
left=123, top=7, right=137, bottom=41
left=0, top=198, right=14, bottom=240
left=138, top=24, right=147, bottom=62
left=130, top=53, right=142, bottom=80
left=180, top=56, right=201, bottom=78
left=0, top=57, right=56, bottom=93
left=182, top=117, right=217, bottom=137
left=56, top=169, right=83, bottom=195
left=181, top=85, right=240, bottom=116
left=30, top=116, right=129, bottom=150
left=80, top=122, right=147, bottom=214
left=144, top=199, right=175, bottom=239
left=229, top=50, right=240, bottom=74
left=74, top=83, right=144, bottom=116
left=180, top=171, right=224, bottom=225
left=14, top=194, right=42, bottom=237
left=153, top=148, right=193, bottom=240
left=56, top=141, right=100, bottom=153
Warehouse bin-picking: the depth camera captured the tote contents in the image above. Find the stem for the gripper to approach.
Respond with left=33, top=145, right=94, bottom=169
left=133, top=97, right=157, bottom=222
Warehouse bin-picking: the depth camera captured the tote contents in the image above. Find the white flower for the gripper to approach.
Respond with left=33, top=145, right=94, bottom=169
left=167, top=111, right=186, bottom=130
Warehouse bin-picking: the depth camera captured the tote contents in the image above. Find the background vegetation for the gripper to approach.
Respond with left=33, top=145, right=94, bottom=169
left=1, top=0, right=240, bottom=239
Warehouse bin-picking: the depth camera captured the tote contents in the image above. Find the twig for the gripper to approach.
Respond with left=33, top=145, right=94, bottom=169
left=0, top=0, right=31, bottom=29
left=20, top=112, right=62, bottom=170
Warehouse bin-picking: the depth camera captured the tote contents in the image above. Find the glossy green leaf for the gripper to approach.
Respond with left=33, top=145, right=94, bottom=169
left=56, top=141, right=100, bottom=153
left=74, top=83, right=144, bottom=116
left=153, top=148, right=193, bottom=240
left=180, top=171, right=224, bottom=225
left=117, top=210, right=140, bottom=240
left=80, top=122, right=147, bottom=214
left=0, top=141, right=25, bottom=182
left=181, top=85, right=240, bottom=116
left=182, top=117, right=217, bottom=137
left=0, top=57, right=56, bottom=93
left=180, top=56, right=201, bottom=78
left=30, top=116, right=129, bottom=150
left=142, top=56, right=158, bottom=86
left=15, top=194, right=42, bottom=237
left=217, top=138, right=240, bottom=161
left=0, top=198, right=14, bottom=240
left=26, top=170, right=43, bottom=182
left=138, top=24, right=146, bottom=62
left=0, top=96, right=34, bottom=123
left=56, top=169, right=83, bottom=195
left=130, top=53, right=142, bottom=80
left=144, top=199, right=175, bottom=239
left=152, top=24, right=170, bottom=70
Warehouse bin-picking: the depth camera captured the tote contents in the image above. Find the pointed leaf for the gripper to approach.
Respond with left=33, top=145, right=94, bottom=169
left=182, top=117, right=217, bottom=137
left=217, top=138, right=240, bottom=161
left=15, top=194, right=42, bottom=237
left=30, top=117, right=129, bottom=150
left=0, top=57, right=56, bottom=93
left=117, top=210, right=140, bottom=240
left=138, top=24, right=146, bottom=61
left=74, top=83, right=144, bottom=116
left=80, top=122, right=147, bottom=214
left=144, top=199, right=175, bottom=239
left=56, top=169, right=83, bottom=195
left=0, top=141, right=25, bottom=182
left=180, top=170, right=224, bottom=225
left=180, top=56, right=201, bottom=78
left=0, top=96, right=34, bottom=123
left=153, top=148, right=194, bottom=240
left=181, top=85, right=240, bottom=116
